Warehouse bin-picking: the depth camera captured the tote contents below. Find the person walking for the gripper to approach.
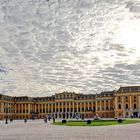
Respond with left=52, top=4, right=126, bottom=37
left=10, top=118, right=13, bottom=123
left=53, top=117, right=55, bottom=123
left=44, top=117, right=47, bottom=123
left=24, top=118, right=27, bottom=123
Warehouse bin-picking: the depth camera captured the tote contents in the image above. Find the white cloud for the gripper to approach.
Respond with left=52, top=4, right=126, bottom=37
left=0, top=0, right=140, bottom=96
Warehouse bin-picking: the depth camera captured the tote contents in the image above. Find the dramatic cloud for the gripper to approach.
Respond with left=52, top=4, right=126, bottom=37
left=0, top=0, right=140, bottom=96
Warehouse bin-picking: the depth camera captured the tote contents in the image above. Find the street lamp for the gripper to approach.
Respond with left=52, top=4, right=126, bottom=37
left=5, top=107, right=9, bottom=124
left=10, top=107, right=14, bottom=122
left=4, top=103, right=10, bottom=124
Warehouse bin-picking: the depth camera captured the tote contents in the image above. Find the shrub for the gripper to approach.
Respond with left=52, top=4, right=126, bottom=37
left=62, top=119, right=67, bottom=124
left=87, top=120, right=91, bottom=124
left=118, top=119, right=122, bottom=123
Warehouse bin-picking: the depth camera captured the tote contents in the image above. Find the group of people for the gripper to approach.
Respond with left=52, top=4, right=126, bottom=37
left=44, top=116, right=55, bottom=123
left=23, top=117, right=55, bottom=124
left=5, top=117, right=56, bottom=124
left=23, top=116, right=56, bottom=124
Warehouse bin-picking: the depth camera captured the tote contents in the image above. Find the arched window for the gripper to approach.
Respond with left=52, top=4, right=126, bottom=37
left=89, top=107, right=92, bottom=111
left=125, top=104, right=128, bottom=109
left=102, top=107, right=104, bottom=111
left=118, top=96, right=121, bottom=102
left=125, top=96, right=128, bottom=102
left=134, top=96, right=136, bottom=102
left=118, top=104, right=121, bottom=109
left=110, top=106, right=113, bottom=110
left=78, top=108, right=80, bottom=112
left=134, top=104, right=136, bottom=109
left=106, top=106, right=109, bottom=111
left=134, top=96, right=136, bottom=99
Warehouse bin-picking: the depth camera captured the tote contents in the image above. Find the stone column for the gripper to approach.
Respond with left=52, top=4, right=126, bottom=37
left=72, top=102, right=74, bottom=118
left=21, top=104, right=23, bottom=114
left=73, top=102, right=74, bottom=113
left=1, top=102, right=4, bottom=119
left=130, top=96, right=132, bottom=109
left=25, top=104, right=26, bottom=114
left=138, top=96, right=140, bottom=109
left=84, top=102, right=86, bottom=113
left=41, top=104, right=44, bottom=114
left=104, top=100, right=106, bottom=111
left=108, top=100, right=111, bottom=111
left=115, top=97, right=118, bottom=110
left=62, top=102, right=64, bottom=113
left=58, top=102, right=60, bottom=118
left=69, top=102, right=71, bottom=118
left=138, top=96, right=140, bottom=116
left=66, top=102, right=67, bottom=113
left=95, top=100, right=98, bottom=112
left=92, top=102, right=93, bottom=110
left=114, top=97, right=118, bottom=118
left=54, top=103, right=56, bottom=113
left=129, top=96, right=133, bottom=117
left=28, top=104, right=30, bottom=113
left=35, top=104, right=37, bottom=113
left=1, top=102, right=4, bottom=113
left=51, top=103, right=53, bottom=114
left=77, top=102, right=78, bottom=113
left=14, top=104, right=17, bottom=113
left=45, top=103, right=47, bottom=113
left=122, top=96, right=125, bottom=118
left=100, top=100, right=102, bottom=111
left=30, top=104, right=32, bottom=113
left=88, top=102, right=89, bottom=110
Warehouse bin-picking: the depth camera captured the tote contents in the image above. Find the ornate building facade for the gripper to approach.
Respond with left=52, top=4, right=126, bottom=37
left=0, top=86, right=140, bottom=120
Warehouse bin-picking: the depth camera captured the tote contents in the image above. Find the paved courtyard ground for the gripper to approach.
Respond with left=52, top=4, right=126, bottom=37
left=0, top=119, right=140, bottom=140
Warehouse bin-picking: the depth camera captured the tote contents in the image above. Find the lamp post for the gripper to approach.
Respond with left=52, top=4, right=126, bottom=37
left=5, top=106, right=9, bottom=124
left=4, top=102, right=11, bottom=124
left=10, top=107, right=14, bottom=122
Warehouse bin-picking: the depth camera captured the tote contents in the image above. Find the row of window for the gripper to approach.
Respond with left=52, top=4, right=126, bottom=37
left=55, top=94, right=73, bottom=99
left=118, top=96, right=137, bottom=100
left=13, top=106, right=114, bottom=114
left=118, top=96, right=137, bottom=103
left=97, top=106, right=113, bottom=111
left=121, top=87, right=140, bottom=92
left=2, top=100, right=113, bottom=108
left=118, top=103, right=137, bottom=109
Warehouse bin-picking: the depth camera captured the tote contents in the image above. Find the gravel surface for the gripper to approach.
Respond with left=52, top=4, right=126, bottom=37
left=0, top=119, right=140, bottom=140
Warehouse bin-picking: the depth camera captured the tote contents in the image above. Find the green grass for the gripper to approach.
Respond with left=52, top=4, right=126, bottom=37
left=54, top=120, right=140, bottom=126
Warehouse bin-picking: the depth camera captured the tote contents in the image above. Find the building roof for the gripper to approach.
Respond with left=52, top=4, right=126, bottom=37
left=117, top=86, right=140, bottom=93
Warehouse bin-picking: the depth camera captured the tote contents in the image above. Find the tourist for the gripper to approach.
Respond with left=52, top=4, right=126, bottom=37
left=24, top=118, right=27, bottom=123
left=10, top=118, right=13, bottom=123
left=53, top=117, right=55, bottom=123
left=44, top=117, right=47, bottom=123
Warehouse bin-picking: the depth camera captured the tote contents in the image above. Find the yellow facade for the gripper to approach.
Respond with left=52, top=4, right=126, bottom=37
left=114, top=86, right=140, bottom=118
left=0, top=86, right=140, bottom=120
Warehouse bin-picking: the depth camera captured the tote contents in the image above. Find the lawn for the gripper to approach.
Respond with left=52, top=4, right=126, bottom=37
left=54, top=120, right=140, bottom=126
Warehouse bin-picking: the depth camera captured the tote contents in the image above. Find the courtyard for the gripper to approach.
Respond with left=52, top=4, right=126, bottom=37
left=0, top=119, right=140, bottom=140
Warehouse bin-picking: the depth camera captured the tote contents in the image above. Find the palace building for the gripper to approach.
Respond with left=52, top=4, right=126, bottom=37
left=0, top=85, right=140, bottom=120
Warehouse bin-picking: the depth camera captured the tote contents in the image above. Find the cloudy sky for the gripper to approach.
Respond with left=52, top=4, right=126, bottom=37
left=0, top=0, right=140, bottom=96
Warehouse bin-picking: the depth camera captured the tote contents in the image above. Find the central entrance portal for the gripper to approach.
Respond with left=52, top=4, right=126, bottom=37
left=133, top=112, right=138, bottom=118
